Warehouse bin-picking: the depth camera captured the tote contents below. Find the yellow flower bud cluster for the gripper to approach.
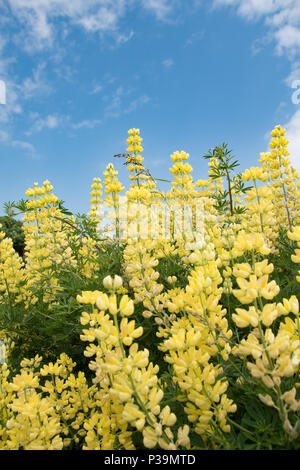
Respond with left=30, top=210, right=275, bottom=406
left=88, top=177, right=103, bottom=223
left=127, top=128, right=143, bottom=154
left=242, top=166, right=267, bottom=183
left=231, top=231, right=271, bottom=258
left=259, top=125, right=300, bottom=232
left=101, top=163, right=125, bottom=240
left=25, top=180, right=59, bottom=210
left=103, top=164, right=125, bottom=201
left=232, top=243, right=300, bottom=441
left=167, top=151, right=196, bottom=202
left=1, top=124, right=300, bottom=449
left=123, top=240, right=164, bottom=319
left=24, top=223, right=76, bottom=304
left=0, top=230, right=27, bottom=305
left=159, top=316, right=236, bottom=435
left=125, top=128, right=147, bottom=184
left=22, top=181, right=78, bottom=305
left=288, top=226, right=300, bottom=282
left=156, top=249, right=236, bottom=438
left=0, top=353, right=98, bottom=449
left=242, top=184, right=278, bottom=250
left=70, top=234, right=98, bottom=279
left=77, top=281, right=186, bottom=450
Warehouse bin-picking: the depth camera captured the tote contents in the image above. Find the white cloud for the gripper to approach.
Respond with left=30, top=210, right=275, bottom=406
left=71, top=119, right=102, bottom=129
left=0, top=1, right=177, bottom=53
left=27, top=112, right=103, bottom=133
left=104, top=85, right=125, bottom=118
left=213, top=0, right=300, bottom=57
left=104, top=86, right=150, bottom=118
left=20, top=63, right=52, bottom=99
left=27, top=113, right=63, bottom=134
left=10, top=139, right=36, bottom=154
left=274, top=25, right=300, bottom=57
left=54, top=64, right=76, bottom=83
left=1, top=0, right=129, bottom=52
left=75, top=3, right=125, bottom=33
left=213, top=0, right=300, bottom=159
left=90, top=84, right=103, bottom=95
left=141, top=0, right=174, bottom=21
left=0, top=128, right=37, bottom=156
left=162, top=58, right=174, bottom=67
left=0, top=129, right=9, bottom=142
left=125, top=94, right=150, bottom=113
left=185, top=30, right=205, bottom=46
left=213, top=0, right=286, bottom=20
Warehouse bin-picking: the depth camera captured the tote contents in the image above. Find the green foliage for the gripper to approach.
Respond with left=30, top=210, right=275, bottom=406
left=203, top=143, right=252, bottom=219
left=0, top=215, right=25, bottom=257
left=1, top=190, right=300, bottom=450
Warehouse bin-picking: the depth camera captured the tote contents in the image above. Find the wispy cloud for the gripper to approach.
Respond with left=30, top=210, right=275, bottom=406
left=125, top=94, right=150, bottom=113
left=213, top=0, right=300, bottom=57
left=185, top=30, right=205, bottom=46
left=104, top=85, right=150, bottom=119
left=27, top=113, right=100, bottom=132
left=26, top=113, right=65, bottom=134
left=90, top=84, right=103, bottom=95
left=10, top=139, right=36, bottom=155
left=2, top=0, right=133, bottom=52
left=212, top=0, right=300, bottom=163
left=1, top=0, right=179, bottom=55
left=104, top=86, right=126, bottom=118
left=141, top=0, right=175, bottom=21
left=54, top=63, right=77, bottom=83
left=20, top=62, right=52, bottom=100
left=27, top=112, right=103, bottom=134
left=162, top=58, right=174, bottom=68
left=274, top=25, right=300, bottom=57
left=0, top=128, right=37, bottom=157
left=71, top=119, right=102, bottom=129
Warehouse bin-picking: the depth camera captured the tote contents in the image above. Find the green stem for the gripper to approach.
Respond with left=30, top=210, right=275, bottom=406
left=3, top=278, right=13, bottom=320
left=226, top=169, right=234, bottom=216
left=226, top=417, right=256, bottom=438
left=253, top=179, right=265, bottom=234
left=112, top=309, right=171, bottom=446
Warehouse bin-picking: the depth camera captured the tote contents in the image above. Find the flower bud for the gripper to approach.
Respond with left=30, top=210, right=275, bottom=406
left=103, top=275, right=113, bottom=290
left=96, top=293, right=109, bottom=311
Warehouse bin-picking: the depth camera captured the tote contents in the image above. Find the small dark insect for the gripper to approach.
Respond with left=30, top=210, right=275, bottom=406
left=113, top=152, right=156, bottom=182
left=113, top=153, right=139, bottom=166
left=113, top=153, right=131, bottom=159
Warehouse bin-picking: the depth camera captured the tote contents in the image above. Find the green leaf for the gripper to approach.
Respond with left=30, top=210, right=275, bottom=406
left=154, top=178, right=172, bottom=183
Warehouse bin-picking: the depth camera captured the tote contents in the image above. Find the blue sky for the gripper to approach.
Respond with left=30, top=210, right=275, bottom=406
left=0, top=0, right=300, bottom=215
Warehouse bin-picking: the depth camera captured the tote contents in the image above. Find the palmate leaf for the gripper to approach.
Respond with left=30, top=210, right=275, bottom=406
left=57, top=200, right=73, bottom=217
left=209, top=168, right=223, bottom=179
left=243, top=185, right=254, bottom=192
left=233, top=205, right=247, bottom=214
left=228, top=160, right=240, bottom=169
left=3, top=201, right=18, bottom=217
left=12, top=198, right=30, bottom=213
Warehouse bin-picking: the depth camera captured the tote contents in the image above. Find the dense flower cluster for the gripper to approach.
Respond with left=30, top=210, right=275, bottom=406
left=0, top=125, right=299, bottom=450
